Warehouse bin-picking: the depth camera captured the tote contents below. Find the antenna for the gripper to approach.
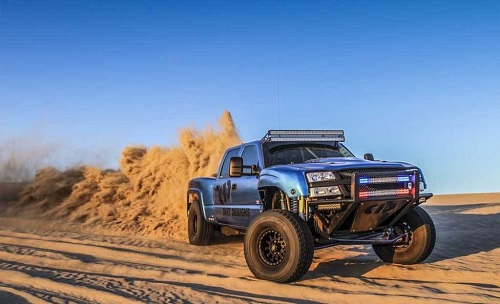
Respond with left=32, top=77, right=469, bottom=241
left=278, top=73, right=281, bottom=128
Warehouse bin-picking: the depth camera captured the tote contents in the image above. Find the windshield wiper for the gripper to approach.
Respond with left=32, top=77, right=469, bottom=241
left=305, top=147, right=319, bottom=159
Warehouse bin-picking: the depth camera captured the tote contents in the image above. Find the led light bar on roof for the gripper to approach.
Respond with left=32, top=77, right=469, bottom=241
left=262, top=130, right=345, bottom=142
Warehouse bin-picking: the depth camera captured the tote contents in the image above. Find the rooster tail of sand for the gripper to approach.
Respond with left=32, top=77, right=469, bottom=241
left=14, top=111, right=241, bottom=241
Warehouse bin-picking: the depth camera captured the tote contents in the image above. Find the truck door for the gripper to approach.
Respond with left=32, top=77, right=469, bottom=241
left=226, top=144, right=262, bottom=227
left=214, top=147, right=240, bottom=224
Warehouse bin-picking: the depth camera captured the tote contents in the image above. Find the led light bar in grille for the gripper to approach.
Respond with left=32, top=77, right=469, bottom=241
left=357, top=172, right=417, bottom=199
left=359, top=188, right=410, bottom=198
left=262, top=130, right=345, bottom=142
left=359, top=176, right=410, bottom=184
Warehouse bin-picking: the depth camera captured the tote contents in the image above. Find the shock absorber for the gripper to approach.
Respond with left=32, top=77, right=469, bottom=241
left=290, top=197, right=299, bottom=214
left=280, top=191, right=286, bottom=210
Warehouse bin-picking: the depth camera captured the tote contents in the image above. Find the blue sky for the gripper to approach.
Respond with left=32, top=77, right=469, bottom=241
left=1, top=1, right=499, bottom=194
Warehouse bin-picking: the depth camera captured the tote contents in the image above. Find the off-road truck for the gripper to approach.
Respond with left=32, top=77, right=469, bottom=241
left=186, top=130, right=436, bottom=283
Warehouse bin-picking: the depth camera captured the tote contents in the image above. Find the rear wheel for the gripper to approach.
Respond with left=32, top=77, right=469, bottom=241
left=244, top=210, right=314, bottom=283
left=373, top=206, right=436, bottom=264
left=188, top=202, right=214, bottom=245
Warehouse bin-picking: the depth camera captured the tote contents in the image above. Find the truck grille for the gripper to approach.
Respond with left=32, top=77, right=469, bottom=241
left=340, top=168, right=402, bottom=194
left=340, top=169, right=417, bottom=200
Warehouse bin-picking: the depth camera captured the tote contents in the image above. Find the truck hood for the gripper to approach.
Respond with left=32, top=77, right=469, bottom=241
left=266, top=157, right=416, bottom=172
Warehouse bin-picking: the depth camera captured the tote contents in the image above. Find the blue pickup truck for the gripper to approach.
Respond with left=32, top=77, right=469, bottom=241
left=187, top=130, right=435, bottom=282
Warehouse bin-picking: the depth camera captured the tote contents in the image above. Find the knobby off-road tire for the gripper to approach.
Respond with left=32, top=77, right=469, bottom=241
left=244, top=210, right=314, bottom=283
left=373, top=206, right=436, bottom=264
left=188, top=202, right=214, bottom=246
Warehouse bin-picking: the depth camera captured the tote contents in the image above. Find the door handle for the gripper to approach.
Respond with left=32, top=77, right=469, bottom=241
left=231, top=184, right=237, bottom=191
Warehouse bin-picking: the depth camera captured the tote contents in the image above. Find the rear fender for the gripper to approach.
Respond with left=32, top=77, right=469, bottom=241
left=187, top=177, right=217, bottom=224
left=187, top=188, right=218, bottom=224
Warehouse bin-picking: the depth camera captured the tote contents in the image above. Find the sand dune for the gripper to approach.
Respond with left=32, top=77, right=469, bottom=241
left=0, top=193, right=498, bottom=303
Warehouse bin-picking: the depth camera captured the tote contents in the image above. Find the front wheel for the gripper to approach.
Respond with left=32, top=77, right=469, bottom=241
left=373, top=206, right=436, bottom=264
left=244, top=210, right=314, bottom=283
left=188, top=202, right=214, bottom=245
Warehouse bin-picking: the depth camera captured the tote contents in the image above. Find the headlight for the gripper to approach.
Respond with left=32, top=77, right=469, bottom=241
left=310, top=186, right=342, bottom=197
left=306, top=171, right=336, bottom=182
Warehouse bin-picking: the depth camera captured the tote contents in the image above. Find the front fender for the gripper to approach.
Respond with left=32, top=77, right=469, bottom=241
left=258, top=169, right=308, bottom=197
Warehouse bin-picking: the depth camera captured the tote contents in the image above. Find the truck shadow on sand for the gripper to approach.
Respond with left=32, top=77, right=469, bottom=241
left=0, top=290, right=31, bottom=304
left=308, top=203, right=500, bottom=279
left=210, top=233, right=244, bottom=245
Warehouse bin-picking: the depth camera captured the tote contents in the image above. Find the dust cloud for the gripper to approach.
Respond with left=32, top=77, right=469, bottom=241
left=11, top=111, right=240, bottom=241
left=0, top=135, right=58, bottom=182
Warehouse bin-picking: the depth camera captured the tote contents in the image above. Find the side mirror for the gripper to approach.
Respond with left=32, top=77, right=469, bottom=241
left=364, top=153, right=374, bottom=161
left=229, top=157, right=243, bottom=177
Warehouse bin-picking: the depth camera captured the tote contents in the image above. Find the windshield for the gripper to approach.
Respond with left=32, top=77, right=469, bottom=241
left=262, top=142, right=354, bottom=167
